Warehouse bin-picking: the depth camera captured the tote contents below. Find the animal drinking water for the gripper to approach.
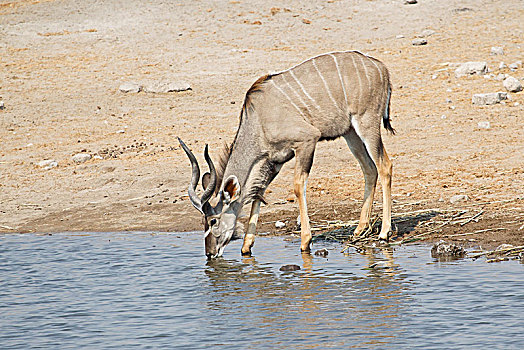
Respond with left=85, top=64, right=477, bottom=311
left=179, top=51, right=395, bottom=258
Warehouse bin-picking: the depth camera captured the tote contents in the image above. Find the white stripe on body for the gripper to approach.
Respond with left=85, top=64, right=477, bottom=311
left=270, top=80, right=306, bottom=118
left=290, top=71, right=322, bottom=111
left=366, top=56, right=386, bottom=103
left=281, top=74, right=313, bottom=116
left=312, top=58, right=340, bottom=112
left=329, top=54, right=349, bottom=113
left=358, top=55, right=372, bottom=93
left=350, top=54, right=363, bottom=112
left=366, top=56, right=383, bottom=84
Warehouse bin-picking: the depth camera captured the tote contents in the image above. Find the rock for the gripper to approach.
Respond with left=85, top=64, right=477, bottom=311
left=72, top=153, right=92, bottom=164
left=455, top=62, right=488, bottom=77
left=477, top=121, right=491, bottom=129
left=279, top=264, right=301, bottom=272
left=495, top=73, right=507, bottom=81
left=314, top=248, right=329, bottom=257
left=503, top=76, right=523, bottom=92
left=495, top=244, right=514, bottom=251
left=508, top=61, right=522, bottom=70
left=431, top=240, right=466, bottom=260
left=101, top=166, right=116, bottom=173
left=472, top=92, right=507, bottom=105
left=404, top=0, right=418, bottom=4
left=0, top=101, right=4, bottom=110
left=275, top=221, right=286, bottom=229
left=412, top=38, right=427, bottom=46
left=119, top=83, right=142, bottom=93
left=450, top=194, right=468, bottom=203
left=490, top=46, right=504, bottom=55
left=144, top=81, right=191, bottom=93
left=417, top=29, right=436, bottom=38
left=37, top=159, right=58, bottom=170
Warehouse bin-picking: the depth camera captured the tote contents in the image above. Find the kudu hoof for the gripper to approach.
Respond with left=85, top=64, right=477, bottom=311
left=377, top=238, right=390, bottom=247
left=241, top=249, right=252, bottom=257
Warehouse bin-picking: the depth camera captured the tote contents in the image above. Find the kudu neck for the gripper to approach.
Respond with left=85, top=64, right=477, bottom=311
left=221, top=120, right=266, bottom=205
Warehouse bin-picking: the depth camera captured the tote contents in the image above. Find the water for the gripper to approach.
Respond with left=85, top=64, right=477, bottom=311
left=1, top=232, right=522, bottom=349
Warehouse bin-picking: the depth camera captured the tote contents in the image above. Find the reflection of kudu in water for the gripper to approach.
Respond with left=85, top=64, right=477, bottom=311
left=203, top=250, right=408, bottom=346
left=180, top=51, right=395, bottom=258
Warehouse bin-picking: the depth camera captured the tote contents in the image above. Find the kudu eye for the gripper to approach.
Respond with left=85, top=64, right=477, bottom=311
left=210, top=218, right=217, bottom=227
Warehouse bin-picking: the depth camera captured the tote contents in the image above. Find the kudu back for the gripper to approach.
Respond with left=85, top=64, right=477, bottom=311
left=179, top=51, right=394, bottom=258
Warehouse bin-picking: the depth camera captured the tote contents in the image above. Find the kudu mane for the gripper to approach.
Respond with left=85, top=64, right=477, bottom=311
left=214, top=74, right=273, bottom=196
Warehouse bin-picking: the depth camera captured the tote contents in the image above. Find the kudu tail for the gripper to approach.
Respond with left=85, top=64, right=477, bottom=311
left=383, top=86, right=396, bottom=135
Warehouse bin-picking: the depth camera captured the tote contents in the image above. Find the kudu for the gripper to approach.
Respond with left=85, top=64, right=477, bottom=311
left=179, top=51, right=394, bottom=258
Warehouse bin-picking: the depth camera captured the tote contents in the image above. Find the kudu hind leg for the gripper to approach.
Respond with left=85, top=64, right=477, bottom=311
left=377, top=148, right=392, bottom=240
left=343, top=131, right=378, bottom=236
left=345, top=128, right=393, bottom=241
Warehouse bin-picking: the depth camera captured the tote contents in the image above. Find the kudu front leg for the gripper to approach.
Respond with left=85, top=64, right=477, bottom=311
left=241, top=199, right=261, bottom=255
left=293, top=140, right=318, bottom=252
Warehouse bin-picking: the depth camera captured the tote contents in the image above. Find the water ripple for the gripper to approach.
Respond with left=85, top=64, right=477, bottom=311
left=0, top=232, right=522, bottom=349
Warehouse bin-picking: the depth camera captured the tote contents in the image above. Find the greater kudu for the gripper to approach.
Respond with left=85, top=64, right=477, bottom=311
left=179, top=50, right=394, bottom=258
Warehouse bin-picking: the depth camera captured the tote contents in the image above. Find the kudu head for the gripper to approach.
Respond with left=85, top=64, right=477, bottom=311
left=178, top=138, right=242, bottom=258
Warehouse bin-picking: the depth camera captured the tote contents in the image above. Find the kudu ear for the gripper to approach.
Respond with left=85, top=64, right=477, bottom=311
left=223, top=175, right=241, bottom=203
left=202, top=172, right=211, bottom=191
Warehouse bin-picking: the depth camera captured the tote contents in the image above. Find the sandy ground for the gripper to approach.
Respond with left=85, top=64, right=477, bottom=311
left=1, top=0, right=523, bottom=250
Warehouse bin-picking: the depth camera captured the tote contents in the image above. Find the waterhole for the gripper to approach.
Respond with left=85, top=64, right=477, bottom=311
left=1, top=232, right=522, bottom=349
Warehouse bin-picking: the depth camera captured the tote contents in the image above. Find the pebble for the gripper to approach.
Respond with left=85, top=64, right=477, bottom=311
left=417, top=29, right=436, bottom=38
left=450, top=194, right=468, bottom=203
left=396, top=34, right=405, bottom=39
left=275, top=221, right=286, bottom=229
left=314, top=248, right=329, bottom=257
left=490, top=46, right=504, bottom=55
left=477, top=121, right=491, bottom=129
left=404, top=0, right=418, bottom=4
left=72, top=153, right=92, bottom=164
left=279, top=264, right=301, bottom=272
left=508, top=61, right=522, bottom=70
left=495, top=243, right=514, bottom=251
left=37, top=159, right=58, bottom=170
left=412, top=38, right=427, bottom=46
left=101, top=166, right=116, bottom=173
left=499, top=62, right=507, bottom=70
left=119, top=83, right=142, bottom=93
left=455, top=62, right=488, bottom=77
left=472, top=92, right=507, bottom=105
left=503, top=76, right=523, bottom=92
left=144, top=81, right=191, bottom=93
left=0, top=101, right=4, bottom=110
left=495, top=73, right=507, bottom=81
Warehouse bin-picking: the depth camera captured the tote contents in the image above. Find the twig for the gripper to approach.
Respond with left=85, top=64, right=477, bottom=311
left=469, top=245, right=524, bottom=259
left=465, top=198, right=521, bottom=207
left=459, top=210, right=484, bottom=226
left=444, top=227, right=506, bottom=238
